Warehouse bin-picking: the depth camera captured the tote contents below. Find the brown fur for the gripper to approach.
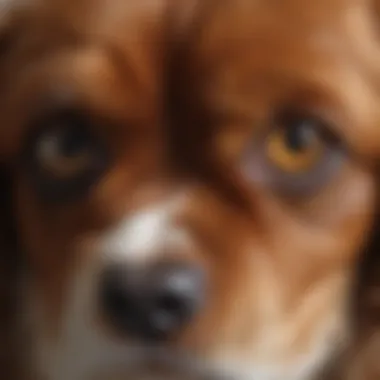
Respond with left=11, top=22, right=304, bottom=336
left=0, top=0, right=379, bottom=379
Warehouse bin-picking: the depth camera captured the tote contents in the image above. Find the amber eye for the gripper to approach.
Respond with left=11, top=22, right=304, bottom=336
left=24, top=109, right=109, bottom=202
left=35, top=124, right=95, bottom=179
left=266, top=119, right=325, bottom=174
left=242, top=110, right=345, bottom=197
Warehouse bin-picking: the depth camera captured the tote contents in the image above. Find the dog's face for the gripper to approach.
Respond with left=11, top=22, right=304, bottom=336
left=1, top=0, right=380, bottom=380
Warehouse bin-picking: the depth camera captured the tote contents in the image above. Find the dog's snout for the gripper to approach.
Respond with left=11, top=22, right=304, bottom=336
left=100, top=261, right=206, bottom=342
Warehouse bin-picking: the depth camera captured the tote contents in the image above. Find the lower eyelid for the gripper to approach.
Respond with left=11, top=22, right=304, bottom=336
left=270, top=152, right=345, bottom=195
left=241, top=139, right=346, bottom=197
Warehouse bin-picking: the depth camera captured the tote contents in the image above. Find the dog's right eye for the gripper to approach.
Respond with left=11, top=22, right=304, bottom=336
left=23, top=109, right=110, bottom=202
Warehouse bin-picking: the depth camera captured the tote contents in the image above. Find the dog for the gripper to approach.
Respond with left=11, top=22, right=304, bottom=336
left=0, top=0, right=380, bottom=380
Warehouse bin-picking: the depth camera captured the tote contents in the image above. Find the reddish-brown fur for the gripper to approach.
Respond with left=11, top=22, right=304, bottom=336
left=0, top=0, right=379, bottom=379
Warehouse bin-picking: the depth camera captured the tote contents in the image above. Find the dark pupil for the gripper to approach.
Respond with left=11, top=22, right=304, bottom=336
left=55, top=116, right=90, bottom=157
left=284, top=121, right=318, bottom=152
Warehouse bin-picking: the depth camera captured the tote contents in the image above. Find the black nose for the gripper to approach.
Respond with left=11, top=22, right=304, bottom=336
left=100, top=261, right=205, bottom=342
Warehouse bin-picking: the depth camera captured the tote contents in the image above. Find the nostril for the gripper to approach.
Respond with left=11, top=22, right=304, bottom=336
left=146, top=289, right=198, bottom=340
left=149, top=292, right=188, bottom=334
left=156, top=293, right=185, bottom=316
left=104, top=283, right=131, bottom=318
left=100, top=267, right=141, bottom=332
left=148, top=301, right=180, bottom=337
left=146, top=265, right=205, bottom=333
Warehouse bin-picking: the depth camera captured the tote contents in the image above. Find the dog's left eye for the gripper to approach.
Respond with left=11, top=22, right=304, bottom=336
left=265, top=118, right=326, bottom=174
left=24, top=109, right=109, bottom=201
left=243, top=109, right=346, bottom=196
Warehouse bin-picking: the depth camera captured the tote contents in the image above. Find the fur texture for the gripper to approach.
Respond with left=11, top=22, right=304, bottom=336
left=0, top=1, right=379, bottom=380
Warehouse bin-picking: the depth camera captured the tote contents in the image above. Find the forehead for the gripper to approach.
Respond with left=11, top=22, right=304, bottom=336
left=194, top=0, right=377, bottom=74
left=2, top=0, right=172, bottom=83
left=198, top=0, right=371, bottom=39
left=188, top=0, right=380, bottom=158
left=0, top=0, right=175, bottom=156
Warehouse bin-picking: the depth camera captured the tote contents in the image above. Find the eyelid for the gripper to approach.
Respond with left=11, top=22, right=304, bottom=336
left=273, top=105, right=341, bottom=138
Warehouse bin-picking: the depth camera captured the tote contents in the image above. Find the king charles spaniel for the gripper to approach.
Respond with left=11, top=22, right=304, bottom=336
left=0, top=1, right=380, bottom=380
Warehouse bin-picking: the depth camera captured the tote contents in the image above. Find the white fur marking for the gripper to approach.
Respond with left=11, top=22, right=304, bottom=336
left=99, top=197, right=189, bottom=265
